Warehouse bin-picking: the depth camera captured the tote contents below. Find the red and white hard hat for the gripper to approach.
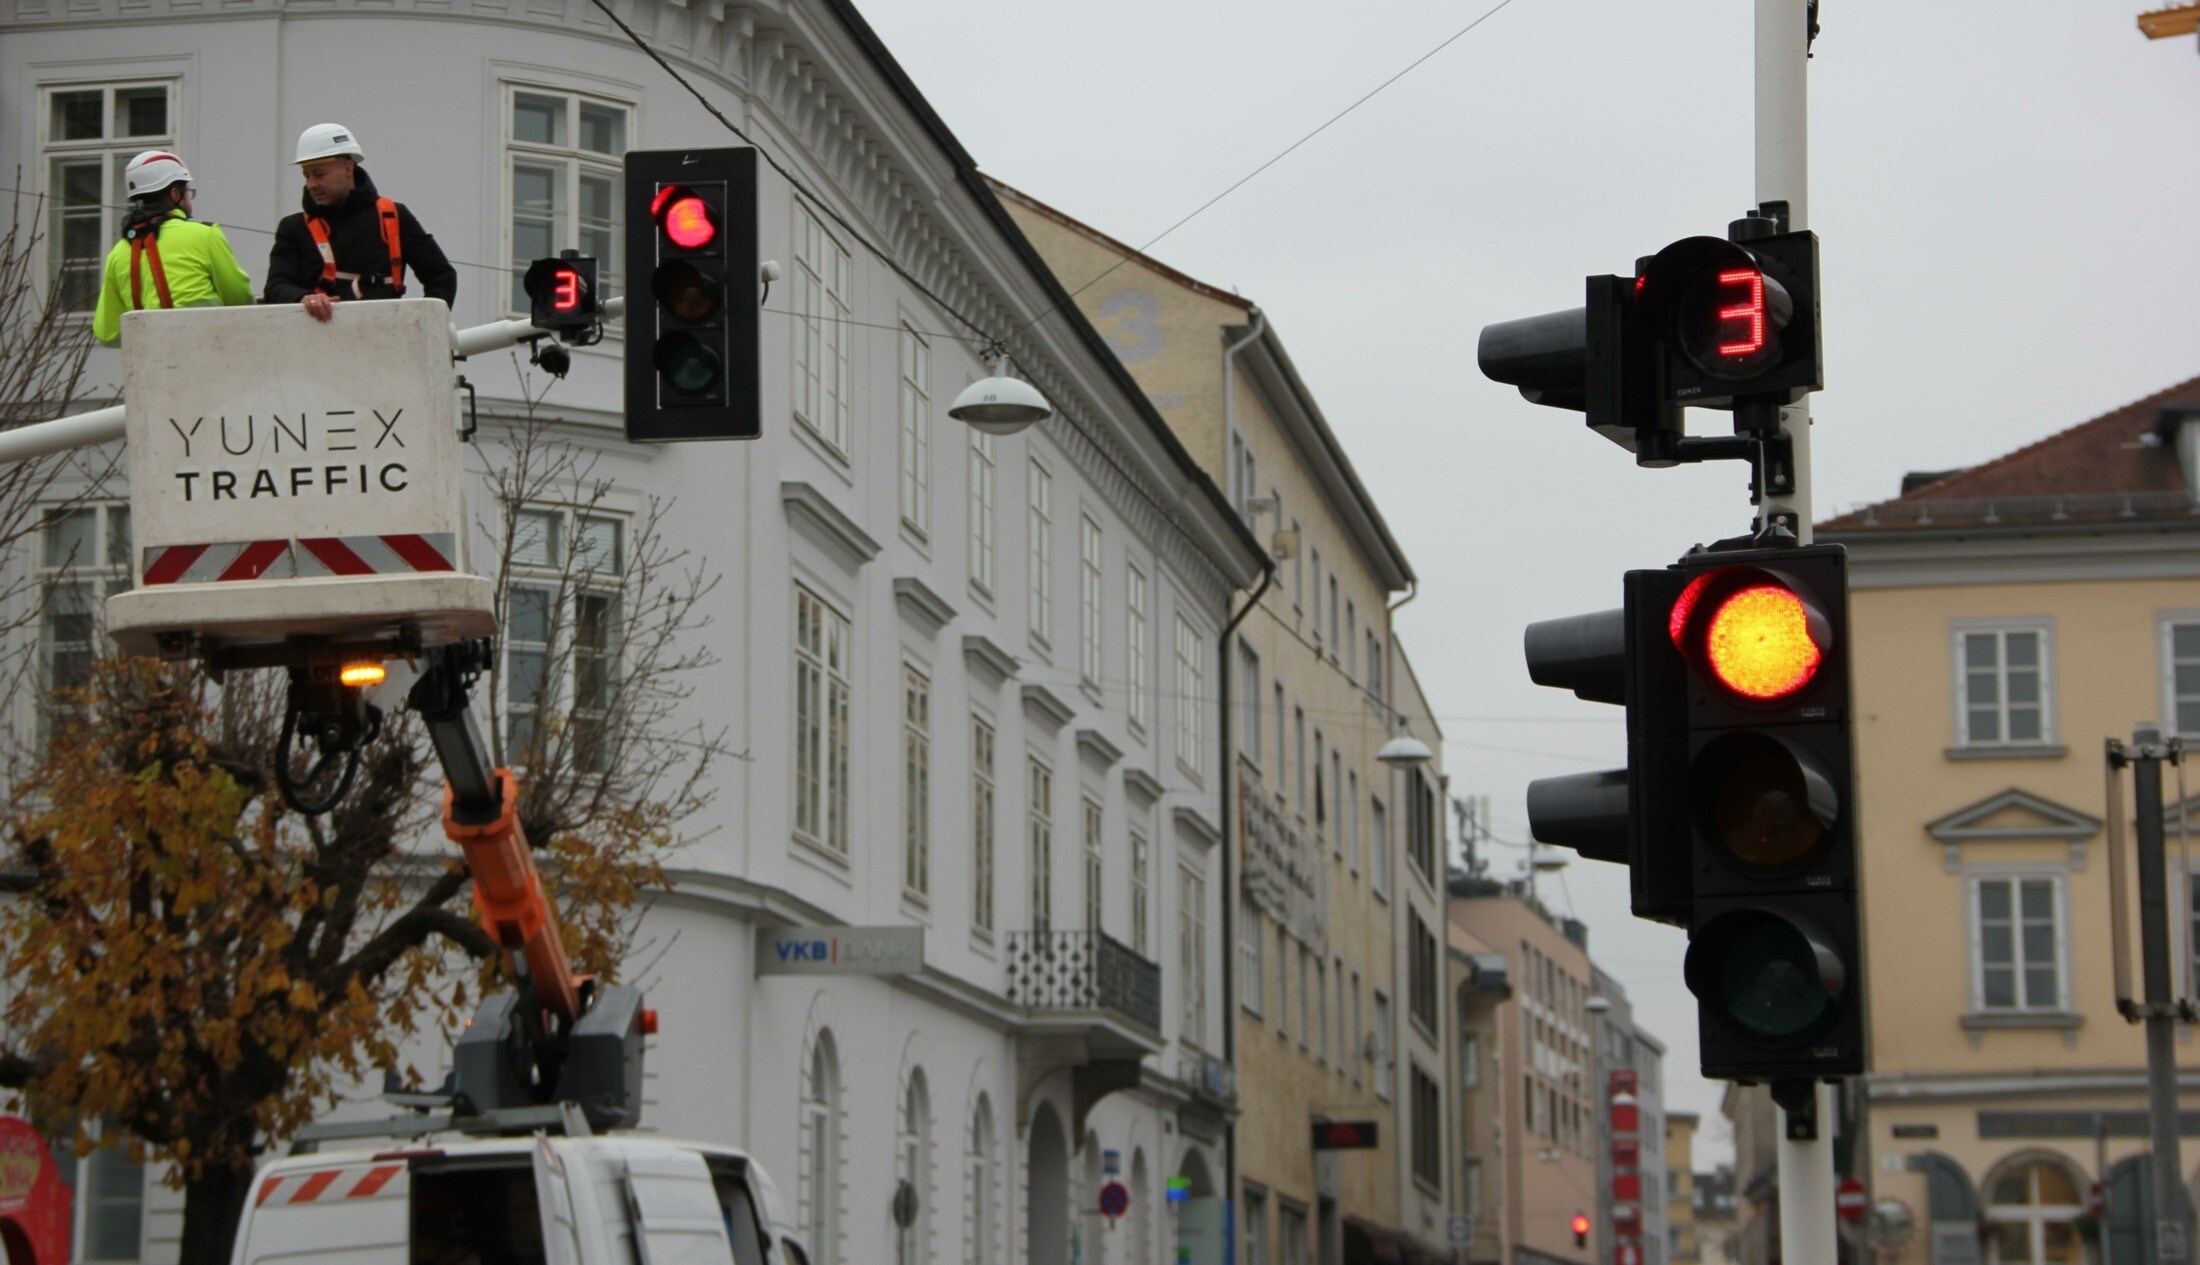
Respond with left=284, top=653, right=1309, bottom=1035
left=294, top=123, right=365, bottom=166
left=123, top=150, right=191, bottom=199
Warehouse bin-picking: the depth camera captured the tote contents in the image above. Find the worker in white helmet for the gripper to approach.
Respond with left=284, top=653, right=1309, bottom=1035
left=90, top=150, right=253, bottom=347
left=263, top=122, right=456, bottom=322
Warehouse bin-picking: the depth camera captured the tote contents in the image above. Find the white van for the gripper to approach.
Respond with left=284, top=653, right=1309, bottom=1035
left=230, top=1129, right=808, bottom=1265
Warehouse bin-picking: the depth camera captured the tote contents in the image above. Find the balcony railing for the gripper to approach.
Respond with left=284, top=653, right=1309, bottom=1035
left=1005, top=930, right=1162, bottom=1033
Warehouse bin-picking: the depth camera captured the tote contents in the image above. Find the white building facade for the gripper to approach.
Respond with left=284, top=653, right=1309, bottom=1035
left=0, top=0, right=1266, bottom=1260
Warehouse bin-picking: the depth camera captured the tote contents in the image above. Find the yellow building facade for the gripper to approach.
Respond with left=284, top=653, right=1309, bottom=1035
left=998, top=184, right=1454, bottom=1264
left=1668, top=1112, right=1699, bottom=1263
left=1821, top=375, right=2200, bottom=1265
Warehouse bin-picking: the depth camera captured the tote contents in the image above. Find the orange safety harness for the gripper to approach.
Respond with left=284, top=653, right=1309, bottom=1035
left=306, top=196, right=405, bottom=295
left=127, top=229, right=174, bottom=311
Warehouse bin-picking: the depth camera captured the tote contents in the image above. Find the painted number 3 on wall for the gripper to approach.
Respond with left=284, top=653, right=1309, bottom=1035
left=1097, top=291, right=1164, bottom=364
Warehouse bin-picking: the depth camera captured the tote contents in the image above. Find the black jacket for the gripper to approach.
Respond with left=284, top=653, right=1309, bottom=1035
left=262, top=166, right=457, bottom=306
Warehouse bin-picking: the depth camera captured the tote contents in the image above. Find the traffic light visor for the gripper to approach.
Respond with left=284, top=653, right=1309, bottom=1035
left=1687, top=909, right=1844, bottom=1039
left=652, top=186, right=718, bottom=250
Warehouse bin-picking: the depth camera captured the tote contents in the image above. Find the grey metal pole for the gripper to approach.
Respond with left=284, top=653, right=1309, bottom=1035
left=1758, top=1, right=1834, bottom=1256
left=2131, top=726, right=2190, bottom=1262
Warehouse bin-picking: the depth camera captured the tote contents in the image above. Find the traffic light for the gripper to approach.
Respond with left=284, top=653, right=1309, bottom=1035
left=1637, top=227, right=1821, bottom=416
left=1667, top=542, right=1863, bottom=1081
left=1572, top=1213, right=1590, bottom=1248
left=522, top=253, right=598, bottom=333
left=624, top=147, right=760, bottom=443
left=1478, top=272, right=1682, bottom=466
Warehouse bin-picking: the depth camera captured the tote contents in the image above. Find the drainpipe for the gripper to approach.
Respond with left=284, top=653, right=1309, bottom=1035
left=1218, top=306, right=1267, bottom=1225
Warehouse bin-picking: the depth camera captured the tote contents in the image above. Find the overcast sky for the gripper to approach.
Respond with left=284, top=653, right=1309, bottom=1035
left=864, top=0, right=2200, bottom=1165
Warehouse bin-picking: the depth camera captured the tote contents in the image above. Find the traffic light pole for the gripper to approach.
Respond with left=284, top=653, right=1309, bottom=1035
left=1758, top=1, right=1836, bottom=1261
left=1756, top=0, right=1815, bottom=549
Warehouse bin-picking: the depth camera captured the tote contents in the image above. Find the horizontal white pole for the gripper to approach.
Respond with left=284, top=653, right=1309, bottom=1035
left=0, top=298, right=628, bottom=466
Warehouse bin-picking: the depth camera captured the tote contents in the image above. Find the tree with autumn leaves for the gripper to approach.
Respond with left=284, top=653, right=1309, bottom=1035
left=0, top=400, right=730, bottom=1262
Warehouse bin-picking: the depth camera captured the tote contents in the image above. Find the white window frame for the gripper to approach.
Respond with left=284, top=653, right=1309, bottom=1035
left=969, top=429, right=996, bottom=596
left=1027, top=460, right=1053, bottom=646
left=898, top=322, right=931, bottom=535
left=35, top=502, right=131, bottom=744
left=1179, top=861, right=1208, bottom=1047
left=41, top=79, right=177, bottom=313
left=903, top=663, right=931, bottom=901
left=804, top=1036, right=841, bottom=1265
left=1951, top=618, right=2056, bottom=749
left=504, top=84, right=630, bottom=314
left=1082, top=795, right=1104, bottom=934
left=1028, top=757, right=1054, bottom=933
left=1080, top=515, right=1104, bottom=690
left=793, top=201, right=853, bottom=456
left=1240, top=894, right=1263, bottom=1016
left=793, top=584, right=853, bottom=858
left=504, top=506, right=625, bottom=772
left=1965, top=869, right=2070, bottom=1014
left=1130, top=828, right=1151, bottom=956
left=1126, top=562, right=1149, bottom=730
left=2159, top=610, right=2200, bottom=738
left=1175, top=616, right=1204, bottom=783
left=972, top=714, right=996, bottom=937
left=1370, top=795, right=1390, bottom=900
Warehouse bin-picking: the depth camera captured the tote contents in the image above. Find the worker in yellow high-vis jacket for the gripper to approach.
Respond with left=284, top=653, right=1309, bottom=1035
left=90, top=150, right=253, bottom=347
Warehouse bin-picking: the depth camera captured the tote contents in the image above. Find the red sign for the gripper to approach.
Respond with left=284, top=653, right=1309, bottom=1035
left=1311, top=1121, right=1379, bottom=1150
left=1098, top=1180, right=1130, bottom=1222
left=1613, top=1172, right=1641, bottom=1202
left=0, top=1116, right=70, bottom=1265
left=1836, top=1176, right=1868, bottom=1222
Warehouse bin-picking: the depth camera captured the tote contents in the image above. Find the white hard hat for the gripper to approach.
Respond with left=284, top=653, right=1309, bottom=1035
left=123, top=150, right=191, bottom=199
left=294, top=122, right=365, bottom=166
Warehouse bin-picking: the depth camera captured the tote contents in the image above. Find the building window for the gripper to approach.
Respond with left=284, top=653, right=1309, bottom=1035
left=1316, top=957, right=1329, bottom=1065
left=1242, top=1187, right=1268, bottom=1265
left=1346, top=600, right=1357, bottom=680
left=1175, top=617, right=1204, bottom=781
left=1407, top=770, right=1438, bottom=885
left=506, top=507, right=623, bottom=772
left=903, top=665, right=931, bottom=899
left=1028, top=759, right=1053, bottom=932
left=1462, top=1032, right=1481, bottom=1089
left=899, top=323, right=930, bottom=533
left=1131, top=829, right=1151, bottom=955
left=1330, top=751, right=1345, bottom=858
left=803, top=1032, right=842, bottom=1265
left=1298, top=945, right=1312, bottom=1051
left=506, top=86, right=627, bottom=312
left=81, top=1144, right=145, bottom=1262
left=1350, top=972, right=1363, bottom=1086
left=1290, top=519, right=1303, bottom=610
left=1275, top=924, right=1290, bottom=1038
left=1239, top=641, right=1261, bottom=766
left=1279, top=1201, right=1309, bottom=1265
left=1180, top=863, right=1207, bottom=1045
left=1372, top=991, right=1393, bottom=1100
left=1328, top=575, right=1341, bottom=658
left=965, top=1097, right=997, bottom=1265
left=1973, top=874, right=2064, bottom=1011
left=969, top=431, right=996, bottom=594
left=1083, top=797, right=1104, bottom=933
left=36, top=503, right=131, bottom=742
left=1346, top=770, right=1361, bottom=872
left=1982, top=1158, right=2084, bottom=1265
left=1313, top=730, right=1327, bottom=842
left=2163, top=617, right=2200, bottom=736
left=896, top=1071, right=931, bottom=1265
left=793, top=202, right=853, bottom=454
left=1409, top=912, right=1439, bottom=1036
left=1272, top=683, right=1285, bottom=780
left=1411, top=1063, right=1442, bottom=1190
left=1028, top=461, right=1053, bottom=644
left=1126, top=562, right=1149, bottom=729
left=1294, top=708, right=1307, bottom=814
left=793, top=585, right=853, bottom=856
left=43, top=81, right=175, bottom=311
left=1370, top=797, right=1390, bottom=899
left=973, top=717, right=996, bottom=935
left=1308, top=547, right=1323, bottom=649
left=1368, top=635, right=1383, bottom=712
left=1080, top=516, right=1103, bottom=689
left=1241, top=894, right=1263, bottom=1015
left=1955, top=623, right=2052, bottom=747
left=1463, top=1158, right=1483, bottom=1218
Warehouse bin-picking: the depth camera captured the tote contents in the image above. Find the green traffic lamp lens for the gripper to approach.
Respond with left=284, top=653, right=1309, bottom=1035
left=1715, top=914, right=1837, bottom=1038
left=655, top=334, right=722, bottom=396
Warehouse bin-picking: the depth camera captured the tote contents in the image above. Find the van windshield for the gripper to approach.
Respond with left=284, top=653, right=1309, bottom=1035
left=411, top=1161, right=545, bottom=1265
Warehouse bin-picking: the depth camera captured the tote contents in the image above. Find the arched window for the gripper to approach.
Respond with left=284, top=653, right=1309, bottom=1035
left=898, top=1070, right=932, bottom=1265
left=1983, top=1155, right=2083, bottom=1264
left=1129, top=1148, right=1152, bottom=1265
left=1082, top=1131, right=1108, bottom=1265
left=805, top=1032, right=841, bottom=1265
left=966, top=1095, right=996, bottom=1265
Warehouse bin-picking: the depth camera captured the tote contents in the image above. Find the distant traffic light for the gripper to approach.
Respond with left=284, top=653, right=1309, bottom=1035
left=522, top=253, right=598, bottom=333
left=1572, top=1213, right=1590, bottom=1248
left=624, top=147, right=760, bottom=443
left=1669, top=543, right=1864, bottom=1081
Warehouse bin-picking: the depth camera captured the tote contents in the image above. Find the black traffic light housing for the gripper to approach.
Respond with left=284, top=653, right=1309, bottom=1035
left=1638, top=226, right=1821, bottom=416
left=624, top=147, right=761, bottom=443
left=523, top=252, right=599, bottom=335
left=1665, top=542, right=1863, bottom=1082
left=1478, top=273, right=1681, bottom=467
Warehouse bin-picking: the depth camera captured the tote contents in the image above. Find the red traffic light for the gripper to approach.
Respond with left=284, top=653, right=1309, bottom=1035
left=652, top=186, right=717, bottom=250
left=1670, top=567, right=1829, bottom=704
left=1572, top=1212, right=1590, bottom=1246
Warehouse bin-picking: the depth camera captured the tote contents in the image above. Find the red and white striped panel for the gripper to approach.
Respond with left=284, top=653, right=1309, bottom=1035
left=140, top=539, right=292, bottom=586
left=139, top=534, right=456, bottom=585
left=253, top=1162, right=404, bottom=1207
left=293, top=534, right=457, bottom=577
